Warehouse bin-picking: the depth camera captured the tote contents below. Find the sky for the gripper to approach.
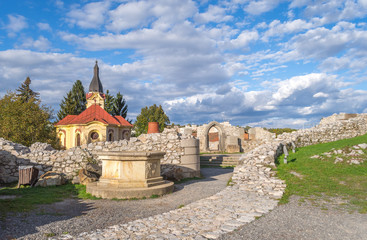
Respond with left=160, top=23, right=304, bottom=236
left=1, top=0, right=367, bottom=128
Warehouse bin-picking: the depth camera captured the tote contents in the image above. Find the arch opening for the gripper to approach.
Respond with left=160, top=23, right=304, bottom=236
left=203, top=121, right=226, bottom=152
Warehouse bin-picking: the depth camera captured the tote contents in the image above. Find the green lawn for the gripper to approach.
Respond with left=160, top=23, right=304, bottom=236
left=276, top=134, right=367, bottom=213
left=0, top=183, right=98, bottom=217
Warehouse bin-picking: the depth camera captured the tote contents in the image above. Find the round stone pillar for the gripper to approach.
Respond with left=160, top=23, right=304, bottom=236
left=180, top=139, right=200, bottom=178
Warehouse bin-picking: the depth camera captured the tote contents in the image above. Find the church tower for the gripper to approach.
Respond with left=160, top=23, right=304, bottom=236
left=86, top=61, right=105, bottom=109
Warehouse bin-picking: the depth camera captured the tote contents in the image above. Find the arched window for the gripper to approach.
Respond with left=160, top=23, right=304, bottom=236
left=76, top=133, right=81, bottom=146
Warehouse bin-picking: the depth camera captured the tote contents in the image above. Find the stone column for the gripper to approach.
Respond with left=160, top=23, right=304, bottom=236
left=180, top=139, right=200, bottom=178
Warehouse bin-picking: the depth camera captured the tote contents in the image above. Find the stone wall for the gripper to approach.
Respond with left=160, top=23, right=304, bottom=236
left=278, top=113, right=367, bottom=147
left=248, top=127, right=275, bottom=141
left=0, top=129, right=199, bottom=183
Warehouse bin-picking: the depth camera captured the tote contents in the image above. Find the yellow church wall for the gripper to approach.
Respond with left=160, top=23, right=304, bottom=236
left=56, top=122, right=132, bottom=149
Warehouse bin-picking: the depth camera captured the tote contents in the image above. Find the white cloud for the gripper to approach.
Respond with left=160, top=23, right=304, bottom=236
left=4, top=14, right=28, bottom=37
left=107, top=1, right=153, bottom=31
left=18, top=36, right=51, bottom=51
left=230, top=30, right=259, bottom=49
left=66, top=1, right=110, bottom=29
left=107, top=0, right=197, bottom=32
left=283, top=22, right=362, bottom=61
left=244, top=0, right=282, bottom=15
left=37, top=23, right=52, bottom=31
left=313, top=92, right=329, bottom=98
left=262, top=19, right=314, bottom=41
left=194, top=5, right=233, bottom=24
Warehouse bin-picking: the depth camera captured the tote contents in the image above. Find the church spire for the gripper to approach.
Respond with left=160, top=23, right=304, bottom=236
left=89, top=61, right=103, bottom=93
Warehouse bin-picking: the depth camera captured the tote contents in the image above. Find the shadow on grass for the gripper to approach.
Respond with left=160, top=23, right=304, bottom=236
left=0, top=184, right=96, bottom=239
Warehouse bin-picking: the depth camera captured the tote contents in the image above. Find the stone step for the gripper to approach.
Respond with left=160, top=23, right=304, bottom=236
left=200, top=160, right=239, bottom=164
left=200, top=155, right=241, bottom=167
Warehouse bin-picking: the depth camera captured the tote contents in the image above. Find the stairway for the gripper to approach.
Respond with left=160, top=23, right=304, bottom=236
left=200, top=154, right=242, bottom=167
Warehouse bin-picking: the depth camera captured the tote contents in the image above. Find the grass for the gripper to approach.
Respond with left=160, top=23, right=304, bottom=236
left=0, top=183, right=99, bottom=217
left=276, top=133, right=367, bottom=213
left=226, top=177, right=234, bottom=186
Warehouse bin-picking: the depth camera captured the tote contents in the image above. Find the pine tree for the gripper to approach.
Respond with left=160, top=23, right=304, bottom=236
left=112, top=92, right=128, bottom=118
left=16, top=76, right=40, bottom=102
left=71, top=80, right=86, bottom=114
left=57, top=80, right=86, bottom=120
left=104, top=90, right=115, bottom=114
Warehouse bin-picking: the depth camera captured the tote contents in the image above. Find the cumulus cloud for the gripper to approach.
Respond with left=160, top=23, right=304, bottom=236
left=244, top=0, right=282, bottom=15
left=194, top=5, right=233, bottom=23
left=282, top=22, right=364, bottom=61
left=4, top=14, right=28, bottom=37
left=18, top=36, right=51, bottom=51
left=107, top=0, right=197, bottom=32
left=230, top=30, right=259, bottom=49
left=37, top=23, right=52, bottom=31
left=262, top=19, right=314, bottom=41
left=66, top=1, right=110, bottom=29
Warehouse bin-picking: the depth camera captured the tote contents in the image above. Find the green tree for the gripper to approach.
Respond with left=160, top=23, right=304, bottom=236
left=16, top=76, right=40, bottom=102
left=134, top=104, right=170, bottom=136
left=104, top=90, right=128, bottom=119
left=112, top=92, right=128, bottom=118
left=0, top=92, right=59, bottom=148
left=57, top=80, right=86, bottom=120
left=104, top=90, right=115, bottom=114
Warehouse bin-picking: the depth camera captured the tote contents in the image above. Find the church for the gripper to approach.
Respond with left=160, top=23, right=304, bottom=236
left=55, top=61, right=133, bottom=149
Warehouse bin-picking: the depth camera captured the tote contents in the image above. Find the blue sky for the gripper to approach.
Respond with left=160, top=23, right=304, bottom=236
left=1, top=0, right=367, bottom=128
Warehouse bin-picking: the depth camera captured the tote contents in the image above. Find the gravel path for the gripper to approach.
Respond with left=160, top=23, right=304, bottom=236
left=1, top=168, right=233, bottom=240
left=220, top=196, right=367, bottom=240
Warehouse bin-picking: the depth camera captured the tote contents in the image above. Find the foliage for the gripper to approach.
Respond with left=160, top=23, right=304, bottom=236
left=276, top=134, right=367, bottom=213
left=0, top=92, right=59, bottom=148
left=57, top=80, right=86, bottom=120
left=104, top=90, right=128, bottom=118
left=267, top=128, right=297, bottom=136
left=16, top=76, right=40, bottom=102
left=112, top=92, right=128, bottom=118
left=134, top=104, right=170, bottom=136
left=104, top=89, right=114, bottom=114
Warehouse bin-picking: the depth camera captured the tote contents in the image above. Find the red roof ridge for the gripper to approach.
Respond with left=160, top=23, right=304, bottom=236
left=55, top=104, right=132, bottom=127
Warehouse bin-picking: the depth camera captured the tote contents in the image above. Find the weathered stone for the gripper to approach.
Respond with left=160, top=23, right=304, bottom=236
left=35, top=171, right=66, bottom=187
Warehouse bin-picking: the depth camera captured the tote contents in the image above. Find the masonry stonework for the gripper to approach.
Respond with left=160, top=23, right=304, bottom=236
left=0, top=129, right=198, bottom=183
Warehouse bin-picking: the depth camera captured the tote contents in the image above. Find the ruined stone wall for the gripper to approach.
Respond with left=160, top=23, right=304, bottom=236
left=0, top=129, right=197, bottom=183
left=277, top=113, right=367, bottom=147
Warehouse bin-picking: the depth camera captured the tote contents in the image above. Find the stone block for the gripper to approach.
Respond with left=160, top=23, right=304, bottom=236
left=184, top=147, right=199, bottom=155
left=181, top=139, right=199, bottom=148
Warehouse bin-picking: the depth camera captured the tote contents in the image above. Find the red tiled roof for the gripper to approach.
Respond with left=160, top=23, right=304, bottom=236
left=55, top=104, right=133, bottom=127
left=55, top=115, right=78, bottom=126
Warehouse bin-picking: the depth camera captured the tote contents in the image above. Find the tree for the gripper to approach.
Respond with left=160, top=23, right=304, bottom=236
left=134, top=104, right=170, bottom=136
left=104, top=90, right=128, bottom=118
left=16, top=76, right=40, bottom=102
left=57, top=80, right=86, bottom=120
left=112, top=92, right=128, bottom=118
left=104, top=90, right=115, bottom=114
left=0, top=92, right=59, bottom=148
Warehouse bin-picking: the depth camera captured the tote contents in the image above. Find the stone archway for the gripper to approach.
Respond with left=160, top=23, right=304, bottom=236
left=203, top=121, right=226, bottom=152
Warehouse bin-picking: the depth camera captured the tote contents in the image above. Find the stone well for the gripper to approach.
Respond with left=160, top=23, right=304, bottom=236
left=86, top=151, right=174, bottom=199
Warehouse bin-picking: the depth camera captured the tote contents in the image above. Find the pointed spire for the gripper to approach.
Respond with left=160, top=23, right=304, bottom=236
left=89, top=60, right=103, bottom=93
